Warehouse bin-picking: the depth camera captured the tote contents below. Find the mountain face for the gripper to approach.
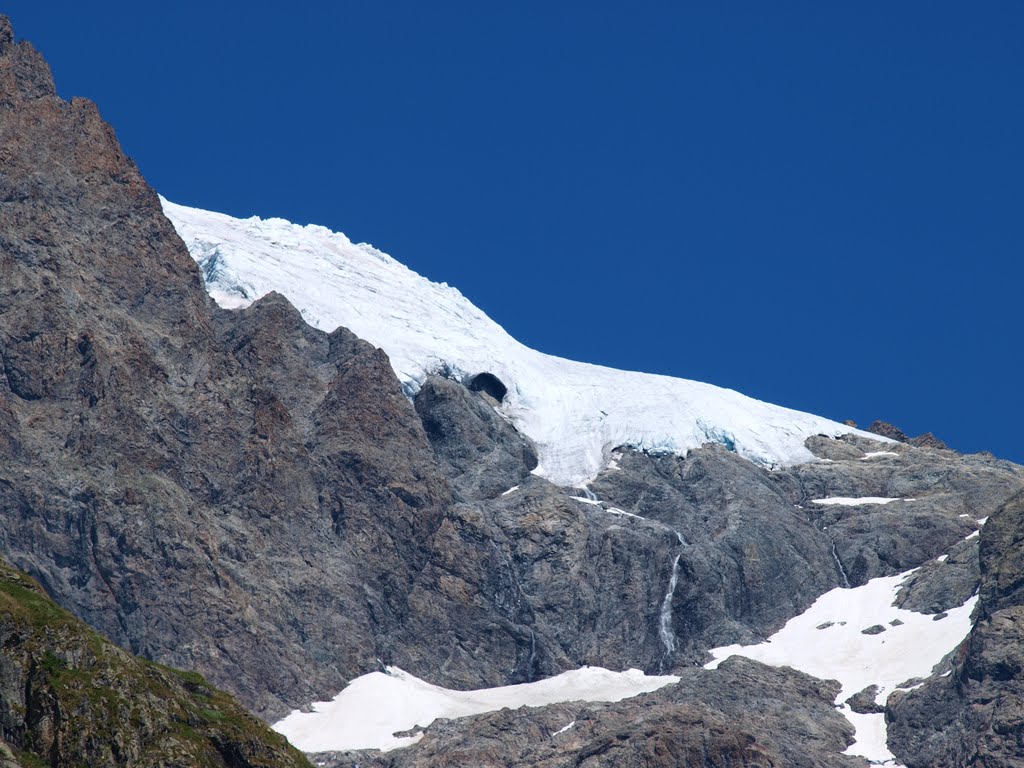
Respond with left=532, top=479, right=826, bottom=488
left=2, top=15, right=1024, bottom=767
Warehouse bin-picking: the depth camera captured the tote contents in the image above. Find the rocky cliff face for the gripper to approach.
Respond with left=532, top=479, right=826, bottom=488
left=0, top=13, right=461, bottom=718
left=0, top=557, right=309, bottom=768
left=887, top=491, right=1024, bottom=767
left=2, top=14, right=1024, bottom=767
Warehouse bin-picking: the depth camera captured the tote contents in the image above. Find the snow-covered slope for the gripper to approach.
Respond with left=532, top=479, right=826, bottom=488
left=163, top=198, right=882, bottom=487
left=706, top=568, right=978, bottom=764
left=274, top=666, right=679, bottom=752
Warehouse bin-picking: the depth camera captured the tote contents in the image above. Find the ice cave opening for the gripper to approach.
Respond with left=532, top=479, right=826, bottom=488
left=467, top=372, right=508, bottom=403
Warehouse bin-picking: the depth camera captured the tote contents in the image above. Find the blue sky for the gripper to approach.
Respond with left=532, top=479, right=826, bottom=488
left=7, top=3, right=1023, bottom=461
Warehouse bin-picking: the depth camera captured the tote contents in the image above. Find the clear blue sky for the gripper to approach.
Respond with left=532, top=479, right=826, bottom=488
left=7, top=3, right=1023, bottom=461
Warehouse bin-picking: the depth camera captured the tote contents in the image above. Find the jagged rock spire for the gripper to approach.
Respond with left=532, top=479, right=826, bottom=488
left=0, top=14, right=56, bottom=103
left=0, top=15, right=14, bottom=55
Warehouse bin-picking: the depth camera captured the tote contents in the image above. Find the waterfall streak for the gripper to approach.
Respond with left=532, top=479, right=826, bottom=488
left=831, top=542, right=851, bottom=589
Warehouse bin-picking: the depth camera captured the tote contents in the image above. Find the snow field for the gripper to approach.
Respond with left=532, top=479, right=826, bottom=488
left=812, top=497, right=912, bottom=506
left=705, top=570, right=977, bottom=764
left=273, top=666, right=679, bottom=752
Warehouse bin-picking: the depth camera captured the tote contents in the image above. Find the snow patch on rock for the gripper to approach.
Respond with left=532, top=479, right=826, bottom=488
left=273, top=666, right=678, bottom=752
left=705, top=570, right=977, bottom=764
left=812, top=497, right=911, bottom=507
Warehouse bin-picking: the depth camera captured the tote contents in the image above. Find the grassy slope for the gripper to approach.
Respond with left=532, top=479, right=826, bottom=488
left=0, top=560, right=310, bottom=768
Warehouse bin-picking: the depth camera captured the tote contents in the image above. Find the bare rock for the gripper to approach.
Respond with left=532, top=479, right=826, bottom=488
left=845, top=685, right=884, bottom=714
left=896, top=536, right=980, bottom=614
left=868, top=420, right=910, bottom=442
left=911, top=432, right=949, bottom=450
left=414, top=374, right=538, bottom=501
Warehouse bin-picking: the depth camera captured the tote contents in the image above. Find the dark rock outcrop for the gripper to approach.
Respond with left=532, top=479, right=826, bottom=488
left=868, top=421, right=911, bottom=443
left=0, top=557, right=309, bottom=768
left=414, top=375, right=538, bottom=501
left=911, top=432, right=949, bottom=450
left=868, top=421, right=949, bottom=451
left=896, top=536, right=980, bottom=615
left=846, top=685, right=884, bottom=714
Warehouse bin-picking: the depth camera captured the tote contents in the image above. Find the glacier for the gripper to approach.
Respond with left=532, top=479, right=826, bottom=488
left=162, top=197, right=884, bottom=487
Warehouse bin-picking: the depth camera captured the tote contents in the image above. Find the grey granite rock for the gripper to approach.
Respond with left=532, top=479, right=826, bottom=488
left=896, top=536, right=980, bottom=614
left=791, top=436, right=1020, bottom=586
left=845, top=685, right=884, bottom=714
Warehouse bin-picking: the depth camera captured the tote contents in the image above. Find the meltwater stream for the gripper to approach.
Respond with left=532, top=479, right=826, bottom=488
left=831, top=541, right=851, bottom=589
left=571, top=487, right=689, bottom=671
left=658, top=530, right=687, bottom=670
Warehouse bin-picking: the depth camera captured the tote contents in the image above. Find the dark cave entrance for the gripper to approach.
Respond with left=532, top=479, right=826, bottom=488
left=467, top=372, right=508, bottom=403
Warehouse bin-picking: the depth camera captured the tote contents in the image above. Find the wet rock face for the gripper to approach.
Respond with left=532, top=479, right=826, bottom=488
left=586, top=445, right=841, bottom=658
left=582, top=437, right=1021, bottom=664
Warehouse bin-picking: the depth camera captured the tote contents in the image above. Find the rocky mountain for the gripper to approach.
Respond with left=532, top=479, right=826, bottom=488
left=1, top=14, right=1023, bottom=767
